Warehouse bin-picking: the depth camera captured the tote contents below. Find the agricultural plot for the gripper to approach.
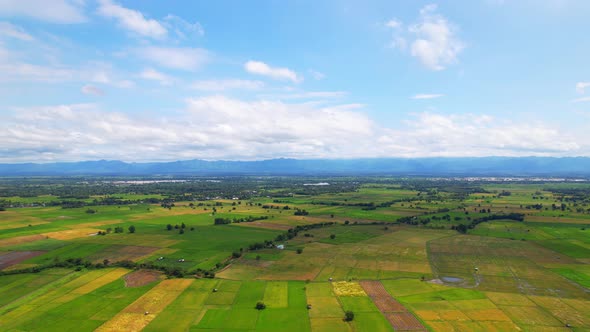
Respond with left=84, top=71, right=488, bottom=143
left=0, top=250, right=45, bottom=269
left=0, top=268, right=134, bottom=331
left=427, top=235, right=589, bottom=298
left=96, top=278, right=193, bottom=331
left=360, top=280, right=426, bottom=331
left=228, top=227, right=448, bottom=282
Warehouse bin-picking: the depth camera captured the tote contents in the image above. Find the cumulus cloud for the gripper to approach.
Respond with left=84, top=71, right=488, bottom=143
left=411, top=93, right=444, bottom=100
left=0, top=21, right=34, bottom=41
left=0, top=0, right=86, bottom=23
left=576, top=82, right=590, bottom=94
left=572, top=97, right=590, bottom=103
left=139, top=46, right=209, bottom=71
left=191, top=79, right=264, bottom=91
left=377, top=113, right=580, bottom=157
left=97, top=0, right=167, bottom=39
left=245, top=60, right=302, bottom=83
left=386, top=4, right=464, bottom=70
left=81, top=84, right=104, bottom=96
left=0, top=97, right=375, bottom=162
left=1, top=97, right=585, bottom=162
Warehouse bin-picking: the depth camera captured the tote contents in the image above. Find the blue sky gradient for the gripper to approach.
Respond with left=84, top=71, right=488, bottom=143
left=1, top=0, right=589, bottom=162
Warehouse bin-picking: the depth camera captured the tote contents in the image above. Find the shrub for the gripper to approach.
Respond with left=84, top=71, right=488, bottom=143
left=344, top=311, right=354, bottom=321
left=255, top=301, right=266, bottom=310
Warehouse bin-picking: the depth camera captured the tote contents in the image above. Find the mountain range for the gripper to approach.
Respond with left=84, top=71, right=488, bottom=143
left=1, top=157, right=590, bottom=176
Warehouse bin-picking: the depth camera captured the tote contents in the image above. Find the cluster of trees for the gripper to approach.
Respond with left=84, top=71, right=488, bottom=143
left=166, top=223, right=195, bottom=233
left=293, top=209, right=309, bottom=216
left=261, top=204, right=290, bottom=210
left=452, top=213, right=525, bottom=234
left=213, top=215, right=269, bottom=225
left=95, top=225, right=135, bottom=235
left=0, top=255, right=196, bottom=278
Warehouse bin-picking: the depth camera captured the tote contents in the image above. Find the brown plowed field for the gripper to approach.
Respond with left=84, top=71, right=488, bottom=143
left=0, top=250, right=45, bottom=269
left=124, top=270, right=163, bottom=287
left=360, top=280, right=406, bottom=312
left=360, top=280, right=427, bottom=331
left=385, top=312, right=428, bottom=331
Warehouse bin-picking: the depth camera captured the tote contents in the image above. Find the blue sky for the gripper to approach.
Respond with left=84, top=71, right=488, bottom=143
left=1, top=0, right=589, bottom=162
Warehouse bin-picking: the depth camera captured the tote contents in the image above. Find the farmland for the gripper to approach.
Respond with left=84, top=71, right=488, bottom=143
left=1, top=177, right=590, bottom=331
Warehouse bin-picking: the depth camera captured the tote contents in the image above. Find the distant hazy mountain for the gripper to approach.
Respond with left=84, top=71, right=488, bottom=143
left=1, top=157, right=590, bottom=176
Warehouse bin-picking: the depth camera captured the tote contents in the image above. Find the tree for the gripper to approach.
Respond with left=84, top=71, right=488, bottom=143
left=344, top=311, right=354, bottom=321
left=181, top=222, right=186, bottom=229
left=103, top=259, right=110, bottom=266
left=455, top=224, right=468, bottom=234
left=297, top=248, right=303, bottom=254
left=330, top=234, right=336, bottom=239
left=166, top=224, right=173, bottom=231
left=255, top=302, right=266, bottom=310
left=128, top=225, right=136, bottom=233
left=179, top=228, right=185, bottom=234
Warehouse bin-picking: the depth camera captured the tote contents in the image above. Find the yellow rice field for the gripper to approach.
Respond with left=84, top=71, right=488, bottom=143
left=95, top=279, right=193, bottom=332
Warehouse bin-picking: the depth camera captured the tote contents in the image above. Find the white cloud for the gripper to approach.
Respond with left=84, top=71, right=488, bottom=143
left=385, top=19, right=402, bottom=29
left=409, top=4, right=464, bottom=70
left=387, top=4, right=464, bottom=70
left=572, top=96, right=590, bottom=103
left=268, top=91, right=347, bottom=100
left=0, top=97, right=375, bottom=162
left=377, top=113, right=580, bottom=157
left=97, top=0, right=167, bottom=39
left=576, top=82, right=590, bottom=94
left=81, top=84, right=104, bottom=96
left=0, top=38, right=137, bottom=89
left=0, top=61, right=75, bottom=82
left=0, top=21, right=34, bottom=41
left=163, top=14, right=204, bottom=39
left=245, top=60, right=302, bottom=83
left=309, top=69, right=326, bottom=80
left=90, top=69, right=135, bottom=88
left=0, top=0, right=86, bottom=23
left=139, top=46, right=209, bottom=71
left=411, top=93, right=444, bottom=100
left=191, top=79, right=264, bottom=91
left=2, top=98, right=585, bottom=162
left=139, top=68, right=173, bottom=85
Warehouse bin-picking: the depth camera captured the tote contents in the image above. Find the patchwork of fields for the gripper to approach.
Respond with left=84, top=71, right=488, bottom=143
left=1, top=180, right=590, bottom=331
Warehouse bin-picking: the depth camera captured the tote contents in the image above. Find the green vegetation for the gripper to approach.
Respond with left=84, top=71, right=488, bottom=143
left=1, top=177, right=590, bottom=331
